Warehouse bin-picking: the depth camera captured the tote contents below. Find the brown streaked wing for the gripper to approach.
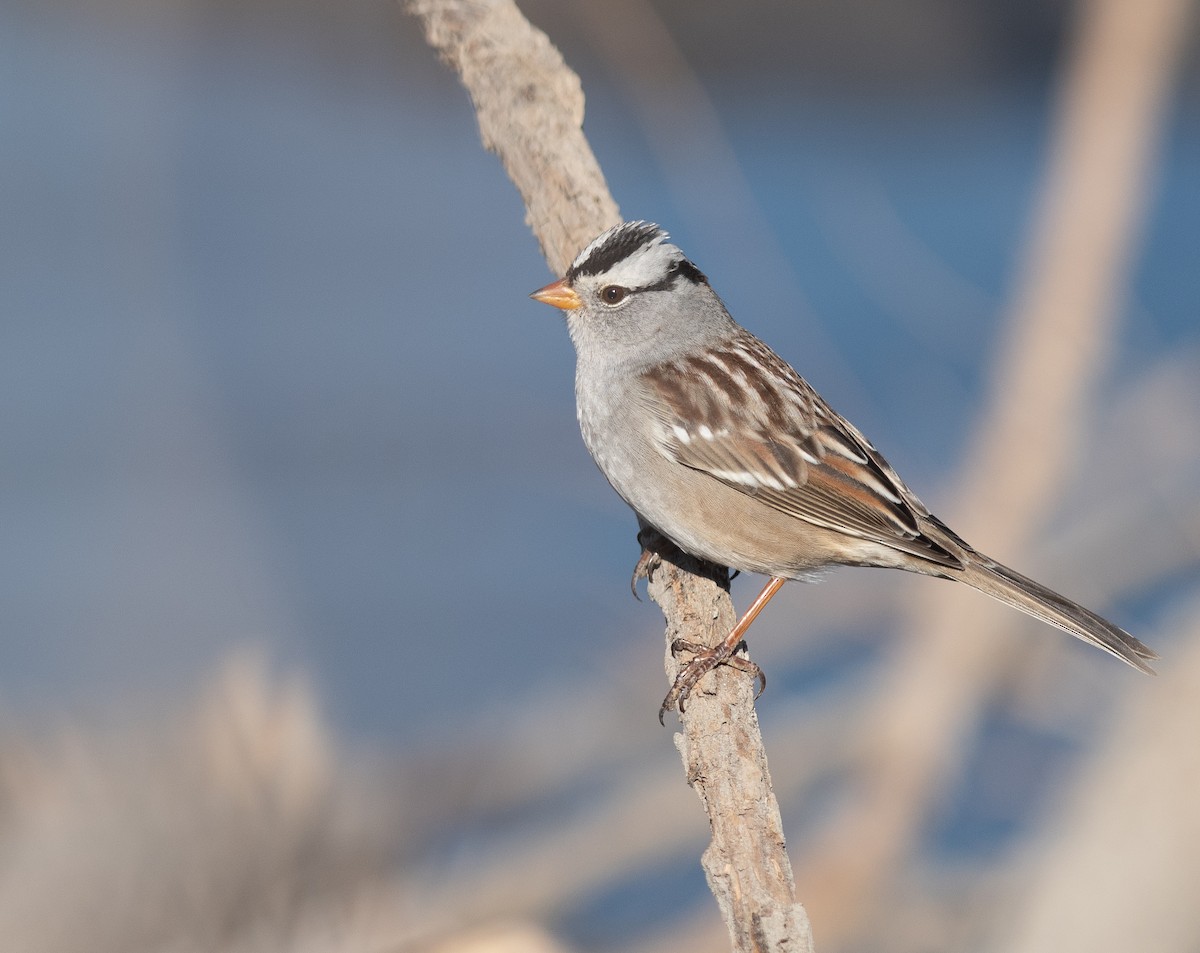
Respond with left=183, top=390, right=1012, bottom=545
left=639, top=335, right=963, bottom=568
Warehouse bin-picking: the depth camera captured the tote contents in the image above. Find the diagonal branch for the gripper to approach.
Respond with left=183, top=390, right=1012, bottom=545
left=407, top=1, right=814, bottom=949
left=409, top=0, right=618, bottom=273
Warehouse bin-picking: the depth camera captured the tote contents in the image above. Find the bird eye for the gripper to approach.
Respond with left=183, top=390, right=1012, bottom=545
left=600, top=285, right=628, bottom=305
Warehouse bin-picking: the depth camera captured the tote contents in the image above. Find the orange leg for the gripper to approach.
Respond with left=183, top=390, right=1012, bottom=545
left=659, top=575, right=787, bottom=724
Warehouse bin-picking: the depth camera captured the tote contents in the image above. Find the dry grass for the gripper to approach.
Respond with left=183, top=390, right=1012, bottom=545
left=0, top=654, right=400, bottom=953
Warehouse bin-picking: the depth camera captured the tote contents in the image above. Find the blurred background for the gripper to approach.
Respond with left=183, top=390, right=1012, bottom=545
left=1, top=0, right=1198, bottom=950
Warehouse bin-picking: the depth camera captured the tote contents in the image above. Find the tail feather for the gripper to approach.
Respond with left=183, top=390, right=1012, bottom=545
left=957, top=558, right=1158, bottom=673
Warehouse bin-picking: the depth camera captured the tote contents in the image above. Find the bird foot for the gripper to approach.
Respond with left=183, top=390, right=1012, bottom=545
left=658, top=638, right=765, bottom=725
left=630, top=548, right=662, bottom=601
left=631, top=523, right=672, bottom=600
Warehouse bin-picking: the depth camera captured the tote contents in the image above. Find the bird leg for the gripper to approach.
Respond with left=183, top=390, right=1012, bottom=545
left=659, top=575, right=786, bottom=724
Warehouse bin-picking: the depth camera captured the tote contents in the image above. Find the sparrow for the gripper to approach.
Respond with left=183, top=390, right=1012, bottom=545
left=531, top=221, right=1156, bottom=721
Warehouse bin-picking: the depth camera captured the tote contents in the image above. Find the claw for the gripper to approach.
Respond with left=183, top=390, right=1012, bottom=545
left=658, top=639, right=764, bottom=724
left=630, top=548, right=661, bottom=601
left=657, top=576, right=785, bottom=724
left=669, top=637, right=700, bottom=657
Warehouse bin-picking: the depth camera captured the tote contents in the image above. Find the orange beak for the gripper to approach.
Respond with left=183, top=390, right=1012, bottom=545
left=530, top=278, right=582, bottom=310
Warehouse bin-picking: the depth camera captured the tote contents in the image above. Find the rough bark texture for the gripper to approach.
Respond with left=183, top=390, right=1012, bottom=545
left=648, top=540, right=815, bottom=953
left=407, top=1, right=814, bottom=949
left=409, top=0, right=619, bottom=273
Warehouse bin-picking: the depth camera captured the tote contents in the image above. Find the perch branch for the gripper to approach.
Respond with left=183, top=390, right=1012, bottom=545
left=407, top=1, right=813, bottom=949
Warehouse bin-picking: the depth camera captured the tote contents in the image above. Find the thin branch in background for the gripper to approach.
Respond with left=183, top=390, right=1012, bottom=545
left=793, top=0, right=1194, bottom=945
left=406, top=1, right=813, bottom=949
left=993, top=597, right=1200, bottom=953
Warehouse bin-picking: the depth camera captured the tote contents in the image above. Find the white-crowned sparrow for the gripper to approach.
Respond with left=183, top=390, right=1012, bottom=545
left=531, top=221, right=1156, bottom=720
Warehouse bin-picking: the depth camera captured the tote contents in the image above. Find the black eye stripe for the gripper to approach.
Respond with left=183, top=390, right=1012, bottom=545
left=634, top=260, right=708, bottom=295
left=675, top=259, right=707, bottom=284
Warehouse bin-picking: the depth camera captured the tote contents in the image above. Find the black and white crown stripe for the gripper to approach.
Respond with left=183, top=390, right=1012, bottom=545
left=565, top=221, right=707, bottom=291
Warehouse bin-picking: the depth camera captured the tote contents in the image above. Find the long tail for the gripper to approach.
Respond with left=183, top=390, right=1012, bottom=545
left=956, top=557, right=1158, bottom=673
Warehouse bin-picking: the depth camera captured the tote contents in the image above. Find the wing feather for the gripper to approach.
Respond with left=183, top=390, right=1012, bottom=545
left=639, top=333, right=962, bottom=568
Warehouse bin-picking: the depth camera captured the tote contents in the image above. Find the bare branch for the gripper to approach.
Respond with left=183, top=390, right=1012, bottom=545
left=406, top=1, right=813, bottom=948
left=408, top=0, right=618, bottom=272
left=650, top=545, right=814, bottom=952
